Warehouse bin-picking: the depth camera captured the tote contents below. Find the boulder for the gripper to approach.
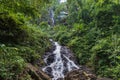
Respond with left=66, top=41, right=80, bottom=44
left=65, top=66, right=96, bottom=80
left=47, top=54, right=55, bottom=65
left=97, top=78, right=113, bottom=80
left=26, top=63, right=51, bottom=80
left=65, top=66, right=113, bottom=80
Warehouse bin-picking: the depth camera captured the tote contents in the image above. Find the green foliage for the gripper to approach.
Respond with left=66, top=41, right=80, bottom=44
left=0, top=0, right=120, bottom=79
left=52, top=0, right=120, bottom=79
left=90, top=35, right=120, bottom=78
left=0, top=44, right=25, bottom=80
left=0, top=0, right=49, bottom=17
left=0, top=6, right=51, bottom=80
left=0, top=13, right=28, bottom=44
left=54, top=25, right=120, bottom=80
left=0, top=0, right=52, bottom=80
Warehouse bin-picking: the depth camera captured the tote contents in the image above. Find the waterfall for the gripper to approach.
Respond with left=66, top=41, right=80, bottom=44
left=49, top=8, right=54, bottom=26
left=42, top=40, right=79, bottom=80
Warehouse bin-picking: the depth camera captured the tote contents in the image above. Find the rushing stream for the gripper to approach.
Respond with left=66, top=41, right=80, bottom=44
left=42, top=39, right=79, bottom=80
left=49, top=8, right=54, bottom=26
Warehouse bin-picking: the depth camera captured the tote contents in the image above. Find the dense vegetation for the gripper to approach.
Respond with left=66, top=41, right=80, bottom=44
left=51, top=0, right=120, bottom=79
left=0, top=0, right=51, bottom=80
left=0, top=0, right=120, bottom=80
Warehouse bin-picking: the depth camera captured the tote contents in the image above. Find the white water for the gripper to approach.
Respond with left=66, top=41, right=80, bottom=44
left=42, top=41, right=79, bottom=80
left=49, top=8, right=54, bottom=26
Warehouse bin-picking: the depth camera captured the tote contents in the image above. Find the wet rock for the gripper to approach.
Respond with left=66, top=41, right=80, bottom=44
left=43, top=52, right=52, bottom=60
left=60, top=46, right=73, bottom=58
left=57, top=78, right=64, bottom=80
left=63, top=62, right=68, bottom=75
left=50, top=45, right=56, bottom=52
left=44, top=52, right=52, bottom=57
left=49, top=41, right=56, bottom=52
left=45, top=67, right=52, bottom=73
left=60, top=46, right=78, bottom=63
left=44, top=67, right=53, bottom=78
left=47, top=54, right=55, bottom=65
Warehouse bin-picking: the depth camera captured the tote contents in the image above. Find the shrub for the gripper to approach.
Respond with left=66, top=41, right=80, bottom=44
left=0, top=13, right=51, bottom=80
left=0, top=13, right=28, bottom=44
left=0, top=44, right=25, bottom=80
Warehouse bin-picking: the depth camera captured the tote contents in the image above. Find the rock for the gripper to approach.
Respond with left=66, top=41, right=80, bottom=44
left=49, top=41, right=56, bottom=52
left=43, top=52, right=52, bottom=58
left=60, top=46, right=78, bottom=64
left=97, top=78, right=113, bottom=80
left=44, top=67, right=53, bottom=78
left=65, top=67, right=113, bottom=80
left=26, top=63, right=51, bottom=80
left=65, top=67, right=96, bottom=80
left=47, top=54, right=55, bottom=65
left=60, top=46, right=74, bottom=59
left=57, top=78, right=64, bottom=80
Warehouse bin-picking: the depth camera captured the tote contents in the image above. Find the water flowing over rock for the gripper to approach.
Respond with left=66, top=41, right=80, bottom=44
left=49, top=8, right=55, bottom=26
left=41, top=39, right=113, bottom=80
left=42, top=39, right=79, bottom=80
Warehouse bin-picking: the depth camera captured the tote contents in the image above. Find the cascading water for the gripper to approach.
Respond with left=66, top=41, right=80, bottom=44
left=49, top=8, right=54, bottom=26
left=42, top=40, right=79, bottom=80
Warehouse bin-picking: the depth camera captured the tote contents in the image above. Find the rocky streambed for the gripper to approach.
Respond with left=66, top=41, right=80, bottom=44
left=42, top=39, right=79, bottom=80
left=37, top=39, right=113, bottom=80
